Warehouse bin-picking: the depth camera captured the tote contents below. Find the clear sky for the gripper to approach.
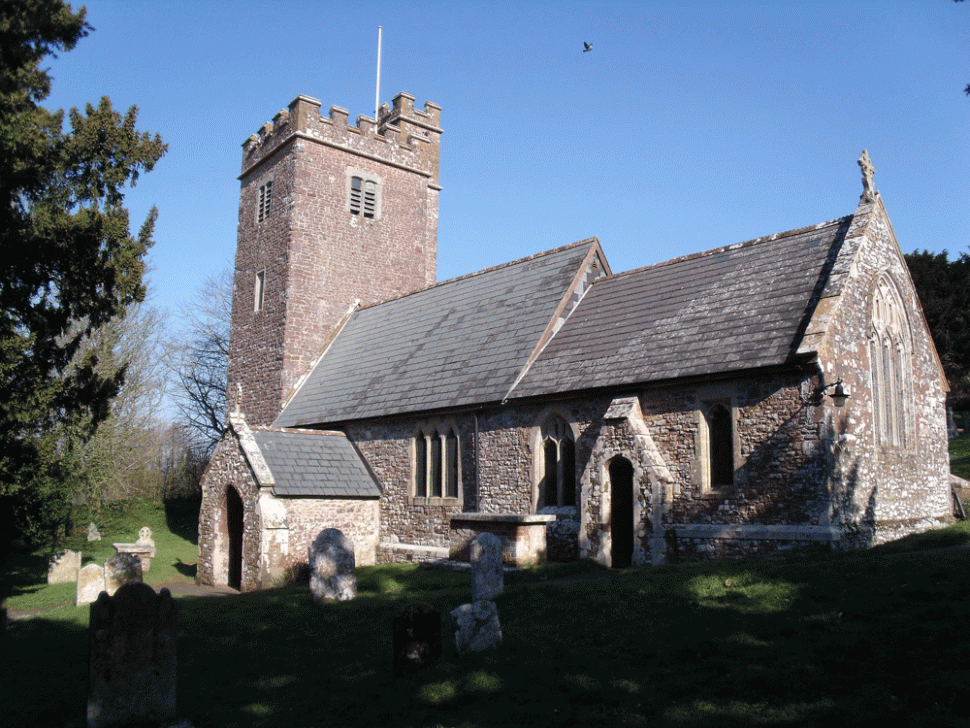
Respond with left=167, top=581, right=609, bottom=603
left=43, top=0, right=969, bottom=327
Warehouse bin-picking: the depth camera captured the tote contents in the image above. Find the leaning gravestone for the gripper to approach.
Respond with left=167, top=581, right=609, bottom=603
left=393, top=603, right=442, bottom=676
left=470, top=532, right=504, bottom=602
left=450, top=600, right=502, bottom=655
left=87, top=522, right=102, bottom=542
left=308, top=528, right=356, bottom=603
left=48, top=549, right=82, bottom=584
left=77, top=564, right=107, bottom=607
left=104, top=553, right=143, bottom=596
left=88, top=582, right=178, bottom=728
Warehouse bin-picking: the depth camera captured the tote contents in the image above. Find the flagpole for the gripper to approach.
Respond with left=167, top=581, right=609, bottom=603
left=375, top=26, right=382, bottom=122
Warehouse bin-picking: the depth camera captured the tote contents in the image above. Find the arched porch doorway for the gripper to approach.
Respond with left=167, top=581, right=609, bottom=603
left=609, top=457, right=634, bottom=568
left=226, top=485, right=244, bottom=590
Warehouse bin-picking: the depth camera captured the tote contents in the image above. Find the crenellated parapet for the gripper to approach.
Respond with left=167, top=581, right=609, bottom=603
left=241, top=92, right=442, bottom=186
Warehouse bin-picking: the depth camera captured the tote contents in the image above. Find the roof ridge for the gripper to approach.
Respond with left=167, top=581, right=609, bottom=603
left=602, top=216, right=853, bottom=283
left=356, top=237, right=600, bottom=312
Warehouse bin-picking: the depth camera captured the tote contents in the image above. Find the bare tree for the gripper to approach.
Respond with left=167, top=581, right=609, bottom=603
left=170, top=268, right=232, bottom=456
left=63, top=300, right=169, bottom=509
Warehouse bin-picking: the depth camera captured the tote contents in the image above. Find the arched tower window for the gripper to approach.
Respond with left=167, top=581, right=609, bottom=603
left=869, top=275, right=912, bottom=448
left=539, top=415, right=576, bottom=508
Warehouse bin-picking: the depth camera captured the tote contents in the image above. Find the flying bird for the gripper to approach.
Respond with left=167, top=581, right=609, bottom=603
left=583, top=42, right=593, bottom=52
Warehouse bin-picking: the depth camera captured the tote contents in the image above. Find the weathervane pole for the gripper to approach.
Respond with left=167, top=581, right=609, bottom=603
left=375, top=26, right=382, bottom=122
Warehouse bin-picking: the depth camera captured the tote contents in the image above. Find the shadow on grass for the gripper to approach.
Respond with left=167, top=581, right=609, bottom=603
left=173, top=559, right=198, bottom=579
left=164, top=497, right=201, bottom=546
left=8, top=542, right=970, bottom=727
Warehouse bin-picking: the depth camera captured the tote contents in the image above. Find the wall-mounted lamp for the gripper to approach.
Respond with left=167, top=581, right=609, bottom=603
left=809, top=380, right=850, bottom=408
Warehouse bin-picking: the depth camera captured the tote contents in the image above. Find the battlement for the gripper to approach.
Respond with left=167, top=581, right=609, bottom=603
left=241, top=92, right=442, bottom=185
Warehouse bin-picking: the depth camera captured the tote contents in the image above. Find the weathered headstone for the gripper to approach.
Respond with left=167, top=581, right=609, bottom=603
left=393, top=603, right=442, bottom=676
left=87, top=582, right=178, bottom=728
left=48, top=549, right=82, bottom=584
left=308, top=528, right=356, bottom=603
left=470, top=532, right=504, bottom=602
left=87, top=522, right=102, bottom=541
left=77, top=564, right=106, bottom=606
left=104, top=553, right=142, bottom=596
left=451, top=600, right=502, bottom=655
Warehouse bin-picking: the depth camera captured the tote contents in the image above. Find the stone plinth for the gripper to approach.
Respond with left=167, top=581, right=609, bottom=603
left=450, top=513, right=557, bottom=566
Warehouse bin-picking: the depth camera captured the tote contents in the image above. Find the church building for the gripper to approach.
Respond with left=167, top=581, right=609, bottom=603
left=196, top=91, right=951, bottom=592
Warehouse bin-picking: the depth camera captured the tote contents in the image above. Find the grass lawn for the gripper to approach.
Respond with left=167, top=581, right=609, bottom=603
left=4, top=508, right=970, bottom=727
left=951, top=431, right=970, bottom=480
left=2, top=498, right=200, bottom=617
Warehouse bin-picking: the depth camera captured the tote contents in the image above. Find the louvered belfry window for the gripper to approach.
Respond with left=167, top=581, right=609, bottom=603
left=257, top=180, right=273, bottom=222
left=350, top=176, right=378, bottom=219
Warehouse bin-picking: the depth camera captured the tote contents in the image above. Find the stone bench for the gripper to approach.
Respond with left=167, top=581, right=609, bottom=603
left=449, top=513, right=557, bottom=566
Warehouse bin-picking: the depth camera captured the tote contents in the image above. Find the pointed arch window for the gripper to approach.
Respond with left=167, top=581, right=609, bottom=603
left=413, top=423, right=460, bottom=502
left=869, top=275, right=912, bottom=448
left=697, top=399, right=736, bottom=496
left=539, top=415, right=576, bottom=508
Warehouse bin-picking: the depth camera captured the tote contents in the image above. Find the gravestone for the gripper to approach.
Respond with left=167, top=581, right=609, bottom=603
left=450, top=600, right=502, bottom=655
left=393, top=603, right=442, bottom=676
left=88, top=582, right=178, bottom=728
left=77, top=564, right=107, bottom=606
left=104, top=553, right=142, bottom=596
left=470, top=532, right=504, bottom=602
left=308, top=528, right=356, bottom=603
left=87, top=522, right=102, bottom=541
left=48, top=549, right=82, bottom=584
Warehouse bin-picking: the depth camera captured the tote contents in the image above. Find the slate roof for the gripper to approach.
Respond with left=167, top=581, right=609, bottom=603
left=275, top=240, right=600, bottom=427
left=509, top=216, right=852, bottom=399
left=251, top=429, right=380, bottom=497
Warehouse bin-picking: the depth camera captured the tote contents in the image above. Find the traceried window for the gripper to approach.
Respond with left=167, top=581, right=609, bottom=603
left=539, top=415, right=576, bottom=507
left=413, top=425, right=459, bottom=500
left=257, top=180, right=273, bottom=222
left=869, top=275, right=912, bottom=448
left=698, top=400, right=735, bottom=495
left=349, top=175, right=378, bottom=219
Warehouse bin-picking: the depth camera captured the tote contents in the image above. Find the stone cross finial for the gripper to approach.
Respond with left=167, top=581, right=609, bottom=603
left=858, top=149, right=876, bottom=202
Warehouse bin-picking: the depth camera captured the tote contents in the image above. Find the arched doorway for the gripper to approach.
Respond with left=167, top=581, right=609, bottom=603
left=609, top=458, right=634, bottom=568
left=226, top=486, right=244, bottom=590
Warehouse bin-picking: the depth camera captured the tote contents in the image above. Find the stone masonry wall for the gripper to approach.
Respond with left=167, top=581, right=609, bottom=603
left=197, top=433, right=261, bottom=592
left=284, top=498, right=380, bottom=570
left=228, top=93, right=441, bottom=426
left=817, top=197, right=951, bottom=545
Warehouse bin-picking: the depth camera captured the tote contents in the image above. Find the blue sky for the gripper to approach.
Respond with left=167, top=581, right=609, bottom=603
left=44, top=1, right=969, bottom=326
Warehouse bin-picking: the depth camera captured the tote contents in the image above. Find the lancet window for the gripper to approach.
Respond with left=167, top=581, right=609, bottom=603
left=869, top=275, right=912, bottom=448
left=539, top=415, right=576, bottom=508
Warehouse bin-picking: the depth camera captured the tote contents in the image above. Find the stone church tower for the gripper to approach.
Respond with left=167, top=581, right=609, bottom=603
left=227, top=93, right=442, bottom=425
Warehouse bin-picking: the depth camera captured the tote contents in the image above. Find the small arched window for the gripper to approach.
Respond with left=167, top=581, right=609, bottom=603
left=539, top=415, right=576, bottom=507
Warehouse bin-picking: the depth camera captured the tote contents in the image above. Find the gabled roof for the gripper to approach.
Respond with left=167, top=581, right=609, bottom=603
left=509, top=216, right=852, bottom=399
left=275, top=239, right=606, bottom=427
left=251, top=428, right=380, bottom=497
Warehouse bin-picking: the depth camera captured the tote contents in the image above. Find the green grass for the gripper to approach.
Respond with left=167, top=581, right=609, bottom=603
left=951, top=430, right=970, bottom=480
left=5, top=518, right=970, bottom=727
left=2, top=497, right=200, bottom=615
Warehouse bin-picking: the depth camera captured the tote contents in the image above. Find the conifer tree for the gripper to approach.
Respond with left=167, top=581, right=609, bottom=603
left=0, top=1, right=166, bottom=553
